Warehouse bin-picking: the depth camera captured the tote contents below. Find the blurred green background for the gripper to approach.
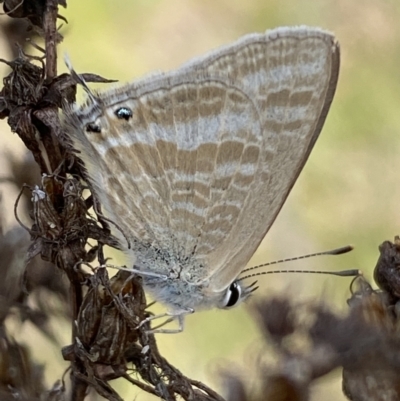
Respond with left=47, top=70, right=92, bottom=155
left=1, top=0, right=400, bottom=400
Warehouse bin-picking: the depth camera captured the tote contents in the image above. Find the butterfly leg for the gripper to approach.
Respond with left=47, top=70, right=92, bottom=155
left=106, top=265, right=168, bottom=280
left=139, top=309, right=194, bottom=334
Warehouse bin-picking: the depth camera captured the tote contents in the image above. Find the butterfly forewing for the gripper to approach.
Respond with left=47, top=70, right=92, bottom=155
left=182, top=28, right=340, bottom=290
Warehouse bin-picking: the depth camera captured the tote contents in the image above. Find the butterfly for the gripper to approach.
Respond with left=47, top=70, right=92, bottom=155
left=64, top=26, right=340, bottom=332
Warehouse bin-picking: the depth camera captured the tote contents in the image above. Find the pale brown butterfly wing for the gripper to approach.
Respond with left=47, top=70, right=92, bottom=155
left=65, top=26, right=339, bottom=308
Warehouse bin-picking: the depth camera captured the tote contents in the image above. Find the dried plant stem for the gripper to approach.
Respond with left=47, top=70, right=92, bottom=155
left=41, top=2, right=88, bottom=400
left=43, top=0, right=58, bottom=80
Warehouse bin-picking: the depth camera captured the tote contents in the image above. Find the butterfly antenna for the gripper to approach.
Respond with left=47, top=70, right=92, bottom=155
left=238, top=245, right=361, bottom=282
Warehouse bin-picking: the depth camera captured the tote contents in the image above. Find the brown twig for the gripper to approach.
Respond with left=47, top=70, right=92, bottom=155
left=43, top=0, right=58, bottom=80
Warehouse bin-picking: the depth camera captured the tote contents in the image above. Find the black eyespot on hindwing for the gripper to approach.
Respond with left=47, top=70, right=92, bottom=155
left=115, top=107, right=133, bottom=121
left=86, top=123, right=101, bottom=133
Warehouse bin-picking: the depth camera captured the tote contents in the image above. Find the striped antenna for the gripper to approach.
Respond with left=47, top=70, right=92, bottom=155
left=238, top=245, right=360, bottom=281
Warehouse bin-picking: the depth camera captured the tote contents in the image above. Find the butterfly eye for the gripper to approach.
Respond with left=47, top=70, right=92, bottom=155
left=222, top=281, right=242, bottom=309
left=86, top=123, right=101, bottom=133
left=115, top=107, right=132, bottom=121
